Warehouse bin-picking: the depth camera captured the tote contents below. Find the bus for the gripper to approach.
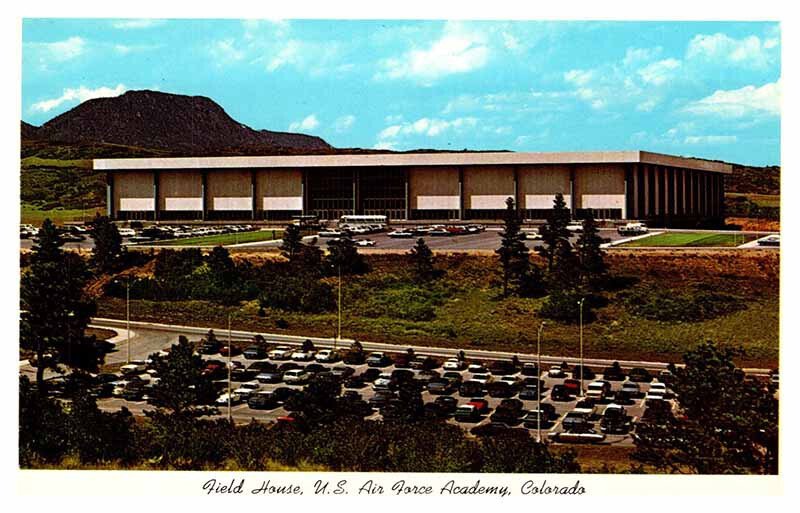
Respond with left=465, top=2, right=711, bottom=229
left=338, top=215, right=388, bottom=231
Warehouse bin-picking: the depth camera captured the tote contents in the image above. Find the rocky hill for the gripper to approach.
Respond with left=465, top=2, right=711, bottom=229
left=24, top=90, right=331, bottom=156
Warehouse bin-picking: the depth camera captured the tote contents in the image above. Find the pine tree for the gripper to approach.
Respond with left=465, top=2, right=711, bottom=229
left=409, top=238, right=435, bottom=281
left=146, top=336, right=218, bottom=416
left=21, top=218, right=98, bottom=390
left=496, top=197, right=530, bottom=296
left=536, top=193, right=571, bottom=272
left=89, top=213, right=123, bottom=273
left=324, top=235, right=367, bottom=276
left=280, top=223, right=304, bottom=261
left=575, top=212, right=608, bottom=290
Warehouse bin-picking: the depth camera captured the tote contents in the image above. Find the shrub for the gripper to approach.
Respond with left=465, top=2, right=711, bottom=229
left=539, top=288, right=595, bottom=324
left=623, top=287, right=745, bottom=322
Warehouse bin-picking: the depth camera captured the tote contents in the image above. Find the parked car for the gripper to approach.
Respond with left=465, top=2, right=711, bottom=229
left=354, top=239, right=376, bottom=247
left=233, top=381, right=261, bottom=400
left=283, top=369, right=311, bottom=384
left=277, top=362, right=300, bottom=372
left=305, top=363, right=326, bottom=376
left=467, top=363, right=488, bottom=374
left=621, top=380, right=641, bottom=396
left=366, top=352, right=391, bottom=367
left=247, top=392, right=279, bottom=410
left=243, top=345, right=267, bottom=360
left=373, top=373, right=395, bottom=391
left=550, top=384, right=571, bottom=401
left=254, top=370, right=281, bottom=384
left=523, top=410, right=554, bottom=429
left=443, top=358, right=465, bottom=371
left=368, top=390, right=396, bottom=409
left=216, top=391, right=242, bottom=406
left=562, top=378, right=582, bottom=395
left=628, top=367, right=653, bottom=383
left=459, top=380, right=485, bottom=397
left=566, top=221, right=583, bottom=233
left=271, top=387, right=299, bottom=403
left=586, top=380, right=611, bottom=400
left=315, top=349, right=340, bottom=362
left=426, top=379, right=454, bottom=395
left=487, top=381, right=515, bottom=398
left=199, top=340, right=221, bottom=355
left=617, top=222, right=649, bottom=236
left=572, top=365, right=596, bottom=380
left=410, top=356, right=437, bottom=370
left=291, top=349, right=315, bottom=361
left=120, top=360, right=147, bottom=375
left=519, top=385, right=541, bottom=401
left=600, top=404, right=630, bottom=434
left=489, top=360, right=517, bottom=376
left=561, top=411, right=592, bottom=432
left=548, top=364, right=566, bottom=378
left=467, top=399, right=490, bottom=413
left=434, top=395, right=458, bottom=414
left=573, top=399, right=600, bottom=417
left=602, top=363, right=626, bottom=381
left=442, top=371, right=464, bottom=386
left=268, top=346, right=293, bottom=360
left=387, top=229, right=414, bottom=238
left=330, top=366, right=355, bottom=379
left=521, top=363, right=540, bottom=376
left=454, top=405, right=481, bottom=422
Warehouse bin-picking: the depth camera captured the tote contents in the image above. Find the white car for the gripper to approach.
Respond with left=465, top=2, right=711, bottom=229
left=111, top=380, right=131, bottom=397
left=648, top=382, right=668, bottom=397
left=467, top=363, right=487, bottom=374
left=291, top=350, right=315, bottom=361
left=443, top=358, right=465, bottom=371
left=586, top=381, right=611, bottom=400
left=621, top=381, right=641, bottom=395
left=233, top=381, right=261, bottom=399
left=319, top=230, right=345, bottom=238
left=471, top=373, right=493, bottom=385
left=120, top=360, right=147, bottom=374
left=373, top=373, right=394, bottom=390
left=268, top=346, right=293, bottom=360
left=566, top=221, right=583, bottom=233
left=216, top=391, right=242, bottom=405
left=548, top=365, right=566, bottom=378
left=118, top=228, right=136, bottom=237
left=283, top=369, right=310, bottom=384
left=645, top=389, right=666, bottom=401
left=315, top=349, right=340, bottom=362
left=355, top=239, right=376, bottom=247
left=617, top=222, right=649, bottom=236
left=388, top=230, right=414, bottom=238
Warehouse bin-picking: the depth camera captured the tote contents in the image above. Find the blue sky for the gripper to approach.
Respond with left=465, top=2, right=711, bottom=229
left=22, top=19, right=781, bottom=165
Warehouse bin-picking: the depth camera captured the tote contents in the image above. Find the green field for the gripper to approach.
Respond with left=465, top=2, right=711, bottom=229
left=726, top=192, right=781, bottom=208
left=621, top=232, right=758, bottom=248
left=148, top=229, right=283, bottom=247
left=21, top=203, right=105, bottom=225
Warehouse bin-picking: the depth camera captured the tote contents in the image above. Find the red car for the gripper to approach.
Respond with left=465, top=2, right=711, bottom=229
left=563, top=378, right=581, bottom=394
left=202, top=361, right=226, bottom=378
left=219, top=345, right=242, bottom=357
left=467, top=399, right=489, bottom=413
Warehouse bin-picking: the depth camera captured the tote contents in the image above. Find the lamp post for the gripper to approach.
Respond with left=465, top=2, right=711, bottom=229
left=536, top=321, right=546, bottom=443
left=577, top=297, right=586, bottom=397
left=227, top=312, right=233, bottom=423
left=336, top=263, right=342, bottom=351
left=126, top=279, right=131, bottom=364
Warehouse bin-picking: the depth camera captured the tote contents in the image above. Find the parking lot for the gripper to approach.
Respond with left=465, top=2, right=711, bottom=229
left=93, top=339, right=676, bottom=447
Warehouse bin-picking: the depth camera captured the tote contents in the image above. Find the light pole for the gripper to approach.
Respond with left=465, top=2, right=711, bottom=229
left=126, top=279, right=131, bottom=364
left=227, top=312, right=233, bottom=423
left=577, top=297, right=586, bottom=397
left=536, top=321, right=546, bottom=443
left=336, top=263, right=342, bottom=351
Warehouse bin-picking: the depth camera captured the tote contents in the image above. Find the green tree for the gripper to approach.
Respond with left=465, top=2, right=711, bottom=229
left=20, top=219, right=98, bottom=389
left=479, top=431, right=581, bottom=472
left=280, top=223, right=304, bottom=261
left=284, top=374, right=343, bottom=425
left=575, top=212, right=607, bottom=290
left=536, top=193, right=571, bottom=272
left=548, top=237, right=581, bottom=292
left=324, top=235, right=368, bottom=276
left=89, top=213, right=123, bottom=273
left=409, top=238, right=436, bottom=281
left=633, top=342, right=778, bottom=474
left=146, top=336, right=218, bottom=416
left=495, top=197, right=530, bottom=296
left=19, top=375, right=70, bottom=464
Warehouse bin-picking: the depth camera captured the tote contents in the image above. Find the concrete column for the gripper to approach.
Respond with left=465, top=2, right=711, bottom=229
left=201, top=170, right=207, bottom=221
left=672, top=167, right=678, bottom=215
left=301, top=169, right=308, bottom=216
left=458, top=167, right=464, bottom=220
left=624, top=165, right=631, bottom=220
left=153, top=170, right=160, bottom=221
left=403, top=167, right=410, bottom=220
left=569, top=167, right=576, bottom=219
left=251, top=169, right=257, bottom=221
left=654, top=166, right=661, bottom=216
left=632, top=164, right=639, bottom=218
left=681, top=169, right=687, bottom=216
left=643, top=165, right=650, bottom=217
left=106, top=172, right=114, bottom=218
left=513, top=165, right=520, bottom=212
left=352, top=169, right=359, bottom=215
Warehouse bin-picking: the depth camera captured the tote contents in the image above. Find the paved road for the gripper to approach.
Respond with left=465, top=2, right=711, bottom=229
left=89, top=317, right=773, bottom=375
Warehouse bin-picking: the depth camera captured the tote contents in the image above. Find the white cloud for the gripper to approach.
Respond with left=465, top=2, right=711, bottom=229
left=112, top=19, right=165, bottom=30
left=208, top=39, right=245, bottom=64
left=288, top=114, right=320, bottom=132
left=113, top=43, right=160, bottom=55
left=687, top=33, right=777, bottom=68
left=25, top=36, right=86, bottom=65
left=636, top=99, right=659, bottom=112
left=31, top=84, right=127, bottom=113
left=373, top=140, right=398, bottom=151
left=376, top=116, right=479, bottom=145
left=333, top=115, right=356, bottom=133
left=638, top=58, right=681, bottom=85
left=684, top=135, right=738, bottom=145
left=564, top=69, right=594, bottom=87
left=684, top=80, right=780, bottom=118
left=623, top=47, right=662, bottom=66
left=375, top=22, right=489, bottom=83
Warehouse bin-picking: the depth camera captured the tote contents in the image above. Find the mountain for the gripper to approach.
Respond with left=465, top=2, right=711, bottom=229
left=726, top=164, right=780, bottom=196
left=26, top=90, right=332, bottom=156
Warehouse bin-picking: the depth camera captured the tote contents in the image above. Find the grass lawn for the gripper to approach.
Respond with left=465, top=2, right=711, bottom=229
left=148, top=229, right=283, bottom=247
left=21, top=203, right=105, bottom=225
left=621, top=232, right=757, bottom=248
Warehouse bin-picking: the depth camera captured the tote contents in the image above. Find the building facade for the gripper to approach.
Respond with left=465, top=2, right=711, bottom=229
left=96, top=150, right=731, bottom=226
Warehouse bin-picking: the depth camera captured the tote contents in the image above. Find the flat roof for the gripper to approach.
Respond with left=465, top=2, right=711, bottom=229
left=94, top=150, right=733, bottom=174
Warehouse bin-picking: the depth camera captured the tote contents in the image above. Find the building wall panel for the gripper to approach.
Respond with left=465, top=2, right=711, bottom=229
left=207, top=169, right=251, bottom=210
left=517, top=165, right=571, bottom=209
left=114, top=171, right=155, bottom=212
left=158, top=171, right=202, bottom=211
left=408, top=166, right=459, bottom=209
left=463, top=165, right=515, bottom=209
left=573, top=164, right=625, bottom=209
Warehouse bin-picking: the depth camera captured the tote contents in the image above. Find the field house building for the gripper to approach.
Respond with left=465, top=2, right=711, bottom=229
left=95, top=150, right=731, bottom=226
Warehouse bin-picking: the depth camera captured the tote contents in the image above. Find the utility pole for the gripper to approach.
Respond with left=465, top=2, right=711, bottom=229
left=227, top=312, right=232, bottom=422
left=578, top=298, right=585, bottom=395
left=336, top=263, right=342, bottom=351
left=126, top=279, right=131, bottom=364
left=536, top=321, right=546, bottom=443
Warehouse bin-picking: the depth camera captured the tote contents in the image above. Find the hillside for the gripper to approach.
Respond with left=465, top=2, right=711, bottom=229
left=27, top=90, right=331, bottom=155
left=726, top=164, right=781, bottom=195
